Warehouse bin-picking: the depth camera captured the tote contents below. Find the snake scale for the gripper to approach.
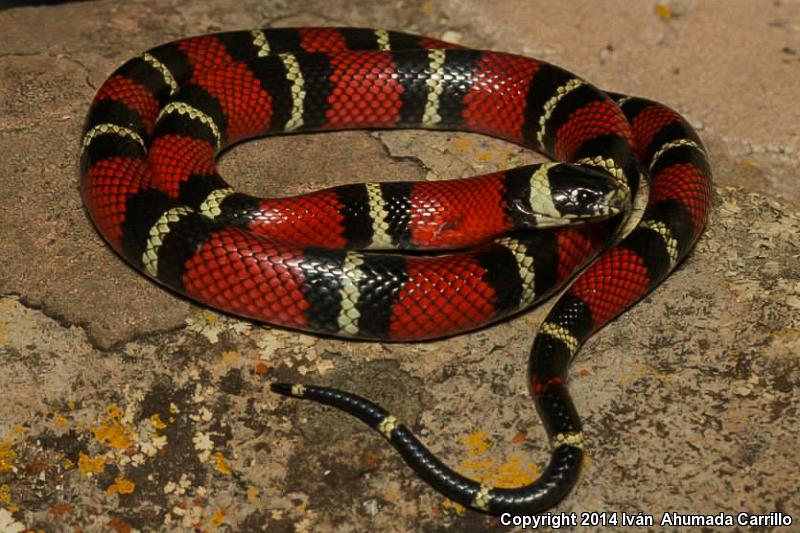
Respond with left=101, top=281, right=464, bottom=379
left=80, top=27, right=712, bottom=514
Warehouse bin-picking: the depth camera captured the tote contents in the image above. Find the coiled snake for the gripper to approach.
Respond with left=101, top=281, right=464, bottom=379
left=80, top=27, right=712, bottom=514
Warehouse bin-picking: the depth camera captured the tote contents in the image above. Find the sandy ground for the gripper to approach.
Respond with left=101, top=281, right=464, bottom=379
left=1, top=1, right=799, bottom=532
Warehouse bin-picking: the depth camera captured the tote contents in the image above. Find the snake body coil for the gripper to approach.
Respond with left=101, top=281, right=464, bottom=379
left=80, top=28, right=712, bottom=514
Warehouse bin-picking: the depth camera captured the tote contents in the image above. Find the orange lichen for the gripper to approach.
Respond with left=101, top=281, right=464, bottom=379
left=106, top=477, right=136, bottom=496
left=441, top=498, right=466, bottom=515
left=490, top=455, right=539, bottom=488
left=78, top=452, right=106, bottom=476
left=511, top=431, right=527, bottom=445
left=462, top=430, right=491, bottom=456
left=92, top=405, right=135, bottom=450
left=457, top=429, right=540, bottom=491
left=654, top=3, right=673, bottom=20
left=459, top=457, right=493, bottom=473
left=211, top=452, right=231, bottom=475
left=149, top=414, right=167, bottom=430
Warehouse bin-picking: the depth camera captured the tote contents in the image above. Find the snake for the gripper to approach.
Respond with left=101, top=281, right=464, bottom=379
left=79, top=27, right=712, bottom=514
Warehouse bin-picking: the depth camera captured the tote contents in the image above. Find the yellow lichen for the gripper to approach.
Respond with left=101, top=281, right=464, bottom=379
left=462, top=430, right=491, bottom=456
left=441, top=498, right=466, bottom=515
left=419, top=2, right=437, bottom=21
left=246, top=486, right=259, bottom=504
left=149, top=414, right=167, bottom=430
left=209, top=508, right=226, bottom=527
left=452, top=138, right=473, bottom=152
left=0, top=484, right=17, bottom=511
left=491, top=454, right=539, bottom=488
left=78, top=452, right=106, bottom=476
left=203, top=310, right=218, bottom=326
left=654, top=3, right=672, bottom=20
left=457, top=432, right=539, bottom=490
left=211, top=452, right=232, bottom=475
left=459, top=458, right=493, bottom=473
left=92, top=404, right=135, bottom=450
left=0, top=441, right=16, bottom=473
left=106, top=476, right=136, bottom=496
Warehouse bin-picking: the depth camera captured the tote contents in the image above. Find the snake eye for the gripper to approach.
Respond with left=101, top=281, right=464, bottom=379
left=572, top=188, right=597, bottom=207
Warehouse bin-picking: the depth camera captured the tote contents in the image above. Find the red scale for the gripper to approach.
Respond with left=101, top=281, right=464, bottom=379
left=463, top=53, right=540, bottom=140
left=93, top=75, right=159, bottom=132
left=554, top=100, right=633, bottom=159
left=326, top=52, right=404, bottom=128
left=571, top=247, right=651, bottom=329
left=147, top=136, right=216, bottom=196
left=193, top=61, right=272, bottom=141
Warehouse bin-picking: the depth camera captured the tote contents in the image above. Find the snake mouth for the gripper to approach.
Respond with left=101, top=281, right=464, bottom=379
left=598, top=182, right=632, bottom=217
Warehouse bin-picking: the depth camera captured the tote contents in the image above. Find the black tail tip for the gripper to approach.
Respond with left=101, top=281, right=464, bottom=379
left=270, top=382, right=296, bottom=396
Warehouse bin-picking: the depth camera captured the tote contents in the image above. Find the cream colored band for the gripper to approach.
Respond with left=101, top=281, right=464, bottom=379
left=157, top=102, right=222, bottom=148
left=251, top=30, right=271, bottom=57
left=495, top=236, right=536, bottom=307
left=142, top=206, right=194, bottom=277
left=82, top=123, right=145, bottom=155
left=279, top=53, right=306, bottom=131
left=551, top=431, right=584, bottom=450
left=539, top=322, right=579, bottom=356
left=422, top=49, right=447, bottom=127
left=365, top=183, right=392, bottom=249
left=142, top=52, right=178, bottom=94
left=336, top=252, right=366, bottom=336
left=198, top=188, right=235, bottom=219
left=536, top=79, right=584, bottom=146
left=377, top=415, right=399, bottom=438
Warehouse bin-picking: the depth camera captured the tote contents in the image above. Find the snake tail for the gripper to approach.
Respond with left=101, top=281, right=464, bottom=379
left=270, top=382, right=581, bottom=513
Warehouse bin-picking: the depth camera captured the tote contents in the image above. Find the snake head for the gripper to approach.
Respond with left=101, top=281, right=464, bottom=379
left=525, top=163, right=631, bottom=227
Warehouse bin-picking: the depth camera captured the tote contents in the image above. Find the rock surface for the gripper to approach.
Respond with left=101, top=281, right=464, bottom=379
left=1, top=1, right=798, bottom=531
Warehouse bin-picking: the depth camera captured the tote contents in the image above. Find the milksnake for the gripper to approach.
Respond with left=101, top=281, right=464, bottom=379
left=80, top=27, right=712, bottom=514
